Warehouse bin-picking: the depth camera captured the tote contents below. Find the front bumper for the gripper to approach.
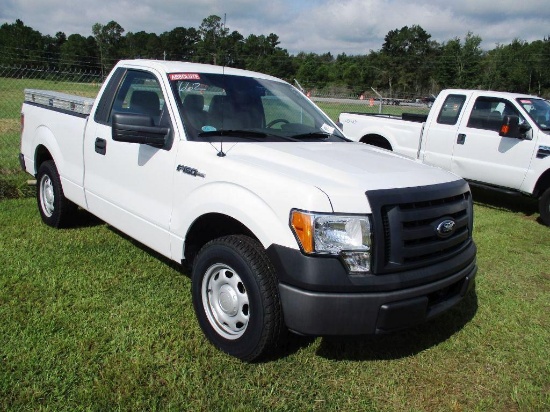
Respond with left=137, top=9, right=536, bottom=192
left=267, top=243, right=477, bottom=336
left=279, top=262, right=475, bottom=335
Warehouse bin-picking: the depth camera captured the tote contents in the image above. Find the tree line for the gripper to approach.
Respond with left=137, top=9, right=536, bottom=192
left=1, top=17, right=550, bottom=98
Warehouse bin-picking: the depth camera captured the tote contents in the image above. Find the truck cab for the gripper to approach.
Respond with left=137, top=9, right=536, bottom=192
left=340, top=89, right=550, bottom=226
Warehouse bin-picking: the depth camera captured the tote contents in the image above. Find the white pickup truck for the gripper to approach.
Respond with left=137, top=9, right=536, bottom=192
left=20, top=60, right=477, bottom=361
left=339, top=89, right=550, bottom=226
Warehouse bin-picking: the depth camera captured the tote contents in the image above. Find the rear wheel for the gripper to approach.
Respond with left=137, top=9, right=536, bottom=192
left=36, top=160, right=75, bottom=227
left=539, top=188, right=550, bottom=226
left=191, top=235, right=284, bottom=361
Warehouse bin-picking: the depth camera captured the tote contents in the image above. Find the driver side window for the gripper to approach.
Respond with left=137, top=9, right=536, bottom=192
left=467, top=97, right=524, bottom=132
left=110, top=70, right=165, bottom=126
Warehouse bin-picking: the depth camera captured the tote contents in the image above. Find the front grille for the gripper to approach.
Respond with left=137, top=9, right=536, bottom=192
left=366, top=180, right=473, bottom=274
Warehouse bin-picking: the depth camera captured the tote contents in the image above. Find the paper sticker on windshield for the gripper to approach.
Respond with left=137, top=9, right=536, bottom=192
left=321, top=123, right=335, bottom=134
left=169, top=73, right=201, bottom=81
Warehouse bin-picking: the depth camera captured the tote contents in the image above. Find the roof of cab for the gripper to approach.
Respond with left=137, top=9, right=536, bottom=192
left=115, top=59, right=284, bottom=83
left=442, top=89, right=541, bottom=100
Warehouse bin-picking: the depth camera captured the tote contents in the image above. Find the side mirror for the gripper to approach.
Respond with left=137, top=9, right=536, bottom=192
left=499, top=115, right=532, bottom=140
left=112, top=113, right=170, bottom=148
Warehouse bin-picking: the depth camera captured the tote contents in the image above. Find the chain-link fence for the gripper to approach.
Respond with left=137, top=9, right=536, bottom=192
left=0, top=65, right=104, bottom=199
left=0, top=65, right=430, bottom=200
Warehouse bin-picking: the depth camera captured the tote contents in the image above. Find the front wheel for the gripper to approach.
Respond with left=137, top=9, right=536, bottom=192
left=539, top=188, right=550, bottom=226
left=191, top=235, right=285, bottom=361
left=36, top=160, right=75, bottom=228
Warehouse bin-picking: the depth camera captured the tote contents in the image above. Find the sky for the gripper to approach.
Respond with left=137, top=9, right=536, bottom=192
left=1, top=0, right=550, bottom=55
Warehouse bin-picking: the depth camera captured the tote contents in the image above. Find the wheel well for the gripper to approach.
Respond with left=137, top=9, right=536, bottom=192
left=360, top=134, right=392, bottom=151
left=534, top=169, right=550, bottom=197
left=34, top=145, right=53, bottom=174
left=184, top=213, right=257, bottom=265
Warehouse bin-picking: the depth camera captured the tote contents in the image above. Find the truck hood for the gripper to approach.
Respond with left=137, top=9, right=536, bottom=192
left=226, top=141, right=461, bottom=213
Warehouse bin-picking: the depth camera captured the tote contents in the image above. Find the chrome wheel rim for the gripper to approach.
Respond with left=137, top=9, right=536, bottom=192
left=39, top=174, right=55, bottom=217
left=201, top=263, right=249, bottom=340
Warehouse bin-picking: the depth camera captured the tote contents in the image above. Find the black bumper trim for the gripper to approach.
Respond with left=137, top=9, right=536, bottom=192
left=278, top=262, right=476, bottom=336
left=266, top=241, right=476, bottom=293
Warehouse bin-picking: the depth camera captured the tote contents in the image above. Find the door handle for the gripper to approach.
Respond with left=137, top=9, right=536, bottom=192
left=457, top=133, right=466, bottom=145
left=95, top=137, right=106, bottom=155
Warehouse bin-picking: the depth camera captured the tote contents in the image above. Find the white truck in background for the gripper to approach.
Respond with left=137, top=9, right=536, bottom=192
left=339, top=89, right=550, bottom=226
left=20, top=61, right=477, bottom=361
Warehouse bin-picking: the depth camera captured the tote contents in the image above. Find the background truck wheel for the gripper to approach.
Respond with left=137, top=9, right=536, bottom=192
left=539, top=188, right=550, bottom=226
left=36, top=160, right=75, bottom=228
left=191, top=235, right=284, bottom=361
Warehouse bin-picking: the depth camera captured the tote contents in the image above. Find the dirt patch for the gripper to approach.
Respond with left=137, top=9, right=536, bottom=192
left=0, top=118, right=19, bottom=134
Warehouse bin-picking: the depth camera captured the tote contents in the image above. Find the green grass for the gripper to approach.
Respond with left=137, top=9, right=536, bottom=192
left=1, top=191, right=549, bottom=411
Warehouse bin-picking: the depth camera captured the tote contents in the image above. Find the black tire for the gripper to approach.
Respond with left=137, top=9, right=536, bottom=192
left=36, top=160, right=75, bottom=228
left=191, top=235, right=285, bottom=361
left=539, top=188, right=550, bottom=226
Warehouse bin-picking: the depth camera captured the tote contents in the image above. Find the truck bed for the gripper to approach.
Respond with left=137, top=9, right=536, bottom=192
left=339, top=111, right=425, bottom=158
left=343, top=112, right=428, bottom=123
left=21, top=90, right=95, bottom=208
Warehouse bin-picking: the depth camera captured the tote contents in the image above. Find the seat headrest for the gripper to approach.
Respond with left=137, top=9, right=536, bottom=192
left=183, top=94, right=204, bottom=112
left=130, top=90, right=160, bottom=115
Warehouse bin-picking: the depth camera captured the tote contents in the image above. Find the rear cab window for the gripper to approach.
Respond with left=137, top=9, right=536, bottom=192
left=436, top=94, right=466, bottom=125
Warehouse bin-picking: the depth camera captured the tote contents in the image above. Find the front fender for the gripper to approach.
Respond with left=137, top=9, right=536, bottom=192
left=169, top=180, right=333, bottom=262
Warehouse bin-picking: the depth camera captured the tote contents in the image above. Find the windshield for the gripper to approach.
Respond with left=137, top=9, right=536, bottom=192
left=516, top=97, right=550, bottom=130
left=169, top=72, right=347, bottom=142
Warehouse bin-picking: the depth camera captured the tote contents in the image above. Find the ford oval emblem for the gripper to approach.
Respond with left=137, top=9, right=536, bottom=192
left=436, top=219, right=456, bottom=238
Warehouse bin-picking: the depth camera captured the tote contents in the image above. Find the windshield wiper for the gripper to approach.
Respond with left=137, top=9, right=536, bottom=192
left=291, top=131, right=332, bottom=139
left=198, top=129, right=269, bottom=138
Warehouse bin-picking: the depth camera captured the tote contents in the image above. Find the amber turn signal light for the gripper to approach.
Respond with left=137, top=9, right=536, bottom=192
left=290, top=210, right=314, bottom=253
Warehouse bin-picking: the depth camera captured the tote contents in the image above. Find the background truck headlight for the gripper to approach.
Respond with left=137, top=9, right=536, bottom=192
left=290, top=210, right=372, bottom=273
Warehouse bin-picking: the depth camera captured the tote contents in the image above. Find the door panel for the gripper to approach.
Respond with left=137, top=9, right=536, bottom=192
left=451, top=96, right=534, bottom=190
left=84, top=69, right=176, bottom=258
left=421, top=94, right=468, bottom=170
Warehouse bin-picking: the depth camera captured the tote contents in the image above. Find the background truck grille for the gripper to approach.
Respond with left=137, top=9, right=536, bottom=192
left=366, top=180, right=473, bottom=274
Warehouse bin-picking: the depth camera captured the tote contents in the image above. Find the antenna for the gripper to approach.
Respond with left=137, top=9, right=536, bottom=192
left=217, top=140, right=226, bottom=157
left=294, top=79, right=305, bottom=94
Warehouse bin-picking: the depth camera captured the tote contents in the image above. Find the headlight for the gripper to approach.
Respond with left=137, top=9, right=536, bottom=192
left=290, top=210, right=372, bottom=273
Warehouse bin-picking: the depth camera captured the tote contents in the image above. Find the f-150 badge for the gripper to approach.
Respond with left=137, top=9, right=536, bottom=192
left=176, top=165, right=205, bottom=178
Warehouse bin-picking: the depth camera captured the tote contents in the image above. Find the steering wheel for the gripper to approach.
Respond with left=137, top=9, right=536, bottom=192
left=266, top=118, right=289, bottom=128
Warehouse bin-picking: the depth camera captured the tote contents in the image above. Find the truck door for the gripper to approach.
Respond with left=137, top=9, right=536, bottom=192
left=421, top=93, right=468, bottom=171
left=84, top=68, right=177, bottom=258
left=450, top=96, right=534, bottom=190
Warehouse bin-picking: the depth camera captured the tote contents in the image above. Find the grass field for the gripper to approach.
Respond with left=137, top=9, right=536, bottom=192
left=1, top=188, right=549, bottom=411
